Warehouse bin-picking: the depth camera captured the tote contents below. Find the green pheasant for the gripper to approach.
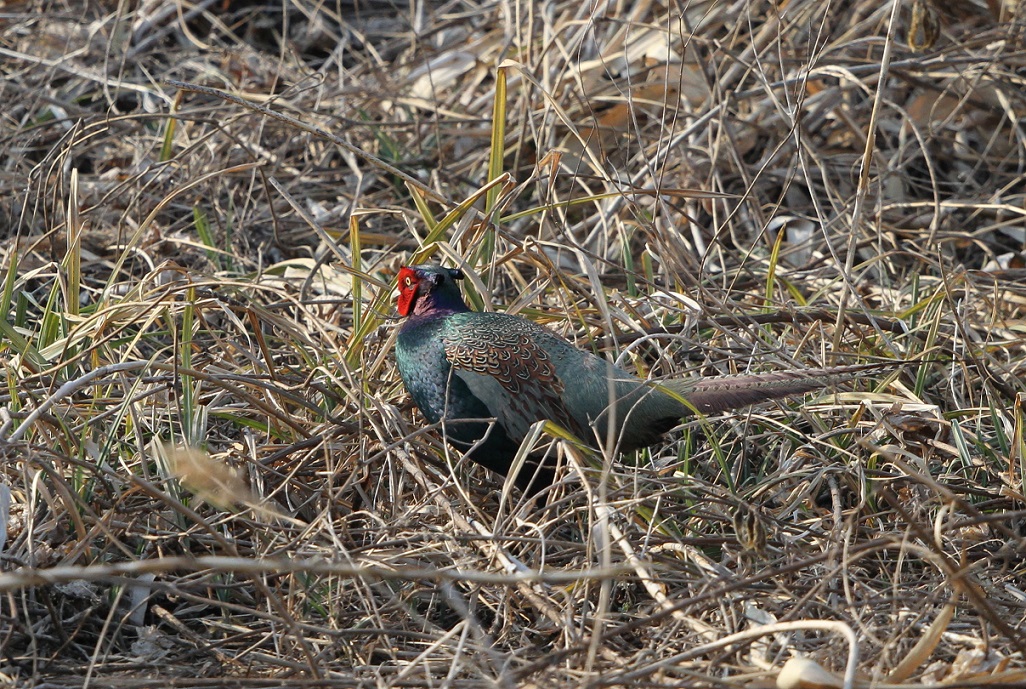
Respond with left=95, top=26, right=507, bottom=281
left=395, top=265, right=888, bottom=495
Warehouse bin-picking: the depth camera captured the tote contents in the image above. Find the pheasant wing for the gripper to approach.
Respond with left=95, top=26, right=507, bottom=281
left=442, top=314, right=585, bottom=444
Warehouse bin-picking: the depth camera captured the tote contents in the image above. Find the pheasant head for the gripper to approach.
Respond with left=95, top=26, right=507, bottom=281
left=396, top=265, right=469, bottom=318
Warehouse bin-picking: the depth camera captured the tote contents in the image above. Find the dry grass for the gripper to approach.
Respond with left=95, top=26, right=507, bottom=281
left=2, top=0, right=1026, bottom=687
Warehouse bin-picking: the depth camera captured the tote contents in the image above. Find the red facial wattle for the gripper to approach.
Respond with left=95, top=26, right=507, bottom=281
left=396, top=266, right=419, bottom=316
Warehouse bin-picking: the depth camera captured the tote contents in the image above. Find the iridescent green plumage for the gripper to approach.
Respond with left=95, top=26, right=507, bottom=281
left=394, top=265, right=889, bottom=496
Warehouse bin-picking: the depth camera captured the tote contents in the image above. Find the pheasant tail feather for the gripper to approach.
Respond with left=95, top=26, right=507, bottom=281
left=664, top=363, right=894, bottom=415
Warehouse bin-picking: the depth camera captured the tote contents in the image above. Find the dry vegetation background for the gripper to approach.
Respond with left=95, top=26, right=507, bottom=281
left=2, top=0, right=1026, bottom=687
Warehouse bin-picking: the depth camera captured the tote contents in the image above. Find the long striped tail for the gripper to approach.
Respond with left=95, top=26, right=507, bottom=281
left=663, top=362, right=900, bottom=415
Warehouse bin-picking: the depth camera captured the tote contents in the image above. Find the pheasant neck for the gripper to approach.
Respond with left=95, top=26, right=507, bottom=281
left=411, top=290, right=471, bottom=318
